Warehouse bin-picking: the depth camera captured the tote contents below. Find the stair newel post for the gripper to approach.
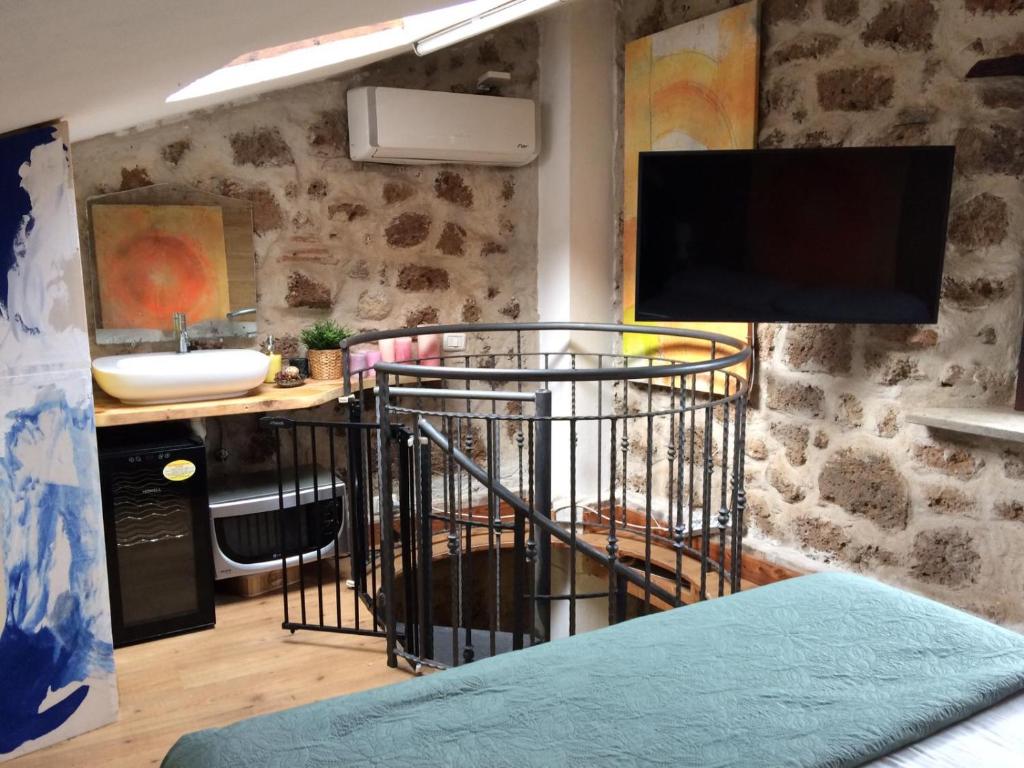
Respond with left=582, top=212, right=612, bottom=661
left=533, top=389, right=553, bottom=643
left=375, top=373, right=398, bottom=668
left=396, top=427, right=416, bottom=658
left=417, top=432, right=434, bottom=662
left=344, top=341, right=367, bottom=608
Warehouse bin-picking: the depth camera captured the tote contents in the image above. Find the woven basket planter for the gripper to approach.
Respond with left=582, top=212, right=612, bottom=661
left=308, top=349, right=343, bottom=380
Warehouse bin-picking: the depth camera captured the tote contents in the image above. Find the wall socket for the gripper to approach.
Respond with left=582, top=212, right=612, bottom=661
left=443, top=332, right=467, bottom=351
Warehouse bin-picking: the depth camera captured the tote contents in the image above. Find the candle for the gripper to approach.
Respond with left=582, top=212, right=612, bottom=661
left=418, top=333, right=441, bottom=365
left=394, top=336, right=413, bottom=362
left=349, top=351, right=367, bottom=373
left=378, top=337, right=396, bottom=362
left=364, top=348, right=381, bottom=374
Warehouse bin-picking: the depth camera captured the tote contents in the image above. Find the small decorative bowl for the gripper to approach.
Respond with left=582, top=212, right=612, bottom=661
left=275, top=367, right=306, bottom=388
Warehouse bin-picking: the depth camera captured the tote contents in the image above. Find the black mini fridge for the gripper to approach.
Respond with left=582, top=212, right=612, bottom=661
left=98, top=424, right=215, bottom=647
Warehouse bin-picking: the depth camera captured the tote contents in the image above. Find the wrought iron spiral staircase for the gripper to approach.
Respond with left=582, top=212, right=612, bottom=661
left=261, top=322, right=751, bottom=671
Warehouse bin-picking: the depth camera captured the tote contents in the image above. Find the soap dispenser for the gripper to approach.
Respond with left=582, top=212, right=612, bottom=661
left=264, top=335, right=282, bottom=383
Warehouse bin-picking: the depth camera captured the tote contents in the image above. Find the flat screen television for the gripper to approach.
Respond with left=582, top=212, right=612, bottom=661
left=634, top=146, right=955, bottom=324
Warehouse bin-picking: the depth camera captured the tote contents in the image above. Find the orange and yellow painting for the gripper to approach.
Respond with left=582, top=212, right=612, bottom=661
left=93, top=204, right=230, bottom=330
left=622, top=1, right=759, bottom=387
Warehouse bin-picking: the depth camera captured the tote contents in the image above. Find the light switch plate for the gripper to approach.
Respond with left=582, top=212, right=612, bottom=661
left=443, top=332, right=467, bottom=351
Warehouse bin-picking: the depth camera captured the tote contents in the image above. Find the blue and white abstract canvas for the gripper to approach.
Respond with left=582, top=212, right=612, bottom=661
left=0, top=124, right=118, bottom=760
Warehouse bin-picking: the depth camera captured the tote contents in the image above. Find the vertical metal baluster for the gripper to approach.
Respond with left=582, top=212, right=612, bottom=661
left=493, top=413, right=502, bottom=643
left=620, top=377, right=629, bottom=529
left=516, top=331, right=525, bottom=501
left=512, top=448, right=526, bottom=651
left=526, top=419, right=536, bottom=645
left=569, top=356, right=578, bottom=637
left=460, top=418, right=474, bottom=662
left=534, top=389, right=552, bottom=642
left=445, top=415, right=460, bottom=666
left=673, top=375, right=686, bottom=605
left=718, top=376, right=731, bottom=598
left=596, top=353, right=603, bottom=526
left=366, top=423, right=379, bottom=632
left=329, top=427, right=342, bottom=630
left=486, top=417, right=498, bottom=659
left=397, top=430, right=416, bottom=658
left=643, top=377, right=654, bottom=615
left=463, top=361, right=476, bottom=663
left=375, top=374, right=398, bottom=667
left=292, top=425, right=305, bottom=625
left=512, top=330, right=526, bottom=651
left=607, top=417, right=619, bottom=626
left=666, top=373, right=677, bottom=604
left=345, top=407, right=363, bottom=631
left=275, top=425, right=289, bottom=627
left=733, top=388, right=747, bottom=593
left=359, top=371, right=371, bottom=633
left=407, top=428, right=419, bottom=660
left=413, top=362, right=426, bottom=641
left=417, top=427, right=434, bottom=662
left=311, top=425, right=324, bottom=628
left=688, top=373, right=697, bottom=559
left=700, top=397, right=713, bottom=602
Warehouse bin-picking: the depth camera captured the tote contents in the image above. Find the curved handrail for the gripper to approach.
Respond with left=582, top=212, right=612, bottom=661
left=342, top=321, right=751, bottom=385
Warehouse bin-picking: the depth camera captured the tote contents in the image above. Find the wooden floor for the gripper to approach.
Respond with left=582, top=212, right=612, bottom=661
left=9, top=592, right=408, bottom=768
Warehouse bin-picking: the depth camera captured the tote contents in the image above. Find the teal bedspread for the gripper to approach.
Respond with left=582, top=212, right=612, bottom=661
left=162, top=573, right=1024, bottom=767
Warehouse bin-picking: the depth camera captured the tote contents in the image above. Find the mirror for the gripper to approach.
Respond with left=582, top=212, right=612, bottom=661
left=86, top=183, right=257, bottom=345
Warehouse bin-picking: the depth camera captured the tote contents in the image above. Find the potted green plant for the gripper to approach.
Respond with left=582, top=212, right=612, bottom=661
left=299, top=319, right=352, bottom=380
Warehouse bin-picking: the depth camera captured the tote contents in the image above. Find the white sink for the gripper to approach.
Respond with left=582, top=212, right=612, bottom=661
left=92, top=350, right=270, bottom=405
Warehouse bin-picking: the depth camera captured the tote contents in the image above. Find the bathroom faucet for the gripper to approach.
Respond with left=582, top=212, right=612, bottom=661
left=226, top=307, right=256, bottom=320
left=172, top=312, right=190, bottom=354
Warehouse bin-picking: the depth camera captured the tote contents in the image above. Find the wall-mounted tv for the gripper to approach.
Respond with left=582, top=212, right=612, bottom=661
left=634, top=146, right=955, bottom=324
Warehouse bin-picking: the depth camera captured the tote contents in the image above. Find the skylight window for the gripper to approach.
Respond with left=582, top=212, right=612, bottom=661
left=167, top=1, right=512, bottom=103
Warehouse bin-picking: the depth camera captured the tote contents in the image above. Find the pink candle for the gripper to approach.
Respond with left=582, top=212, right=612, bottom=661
left=394, top=336, right=413, bottom=362
left=418, top=333, right=441, bottom=365
left=378, top=337, right=396, bottom=362
left=349, top=351, right=368, bottom=373
left=364, top=348, right=381, bottom=374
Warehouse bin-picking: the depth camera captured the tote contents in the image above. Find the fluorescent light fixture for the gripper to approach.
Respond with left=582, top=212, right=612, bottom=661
left=414, top=0, right=565, bottom=56
left=166, top=1, right=503, bottom=103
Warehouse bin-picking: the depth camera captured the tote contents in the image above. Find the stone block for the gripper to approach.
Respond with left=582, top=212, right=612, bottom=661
left=385, top=213, right=431, bottom=248
left=285, top=272, right=332, bottom=309
left=910, top=528, right=981, bottom=587
left=862, top=0, right=938, bottom=51
left=818, top=67, right=895, bottom=111
left=782, top=324, right=853, bottom=374
left=397, top=264, right=450, bottom=291
left=818, top=447, right=910, bottom=528
left=229, top=127, right=294, bottom=167
left=434, top=171, right=473, bottom=208
left=767, top=377, right=826, bottom=417
left=948, top=193, right=1009, bottom=249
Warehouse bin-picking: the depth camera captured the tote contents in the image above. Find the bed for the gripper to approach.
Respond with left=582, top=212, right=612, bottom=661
left=162, top=573, right=1024, bottom=767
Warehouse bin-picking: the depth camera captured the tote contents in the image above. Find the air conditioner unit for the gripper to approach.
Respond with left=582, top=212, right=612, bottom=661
left=347, top=86, right=538, bottom=167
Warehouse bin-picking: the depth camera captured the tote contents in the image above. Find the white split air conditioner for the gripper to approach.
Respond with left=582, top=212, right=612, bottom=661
left=347, top=86, right=538, bottom=166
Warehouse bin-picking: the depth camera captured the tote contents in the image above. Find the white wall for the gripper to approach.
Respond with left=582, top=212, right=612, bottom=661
left=537, top=0, right=617, bottom=511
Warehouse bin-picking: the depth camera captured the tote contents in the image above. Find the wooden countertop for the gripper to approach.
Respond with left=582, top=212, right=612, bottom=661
left=94, top=379, right=349, bottom=428
left=93, top=374, right=441, bottom=427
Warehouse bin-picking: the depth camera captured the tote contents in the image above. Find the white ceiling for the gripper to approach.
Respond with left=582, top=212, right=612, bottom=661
left=0, top=0, right=455, bottom=141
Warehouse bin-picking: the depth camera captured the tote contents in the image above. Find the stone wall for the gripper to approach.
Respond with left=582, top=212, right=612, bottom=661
left=71, top=22, right=540, bottom=359
left=616, top=0, right=1024, bottom=625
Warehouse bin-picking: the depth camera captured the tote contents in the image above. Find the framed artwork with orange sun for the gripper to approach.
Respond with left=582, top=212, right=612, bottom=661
left=92, top=204, right=231, bottom=330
